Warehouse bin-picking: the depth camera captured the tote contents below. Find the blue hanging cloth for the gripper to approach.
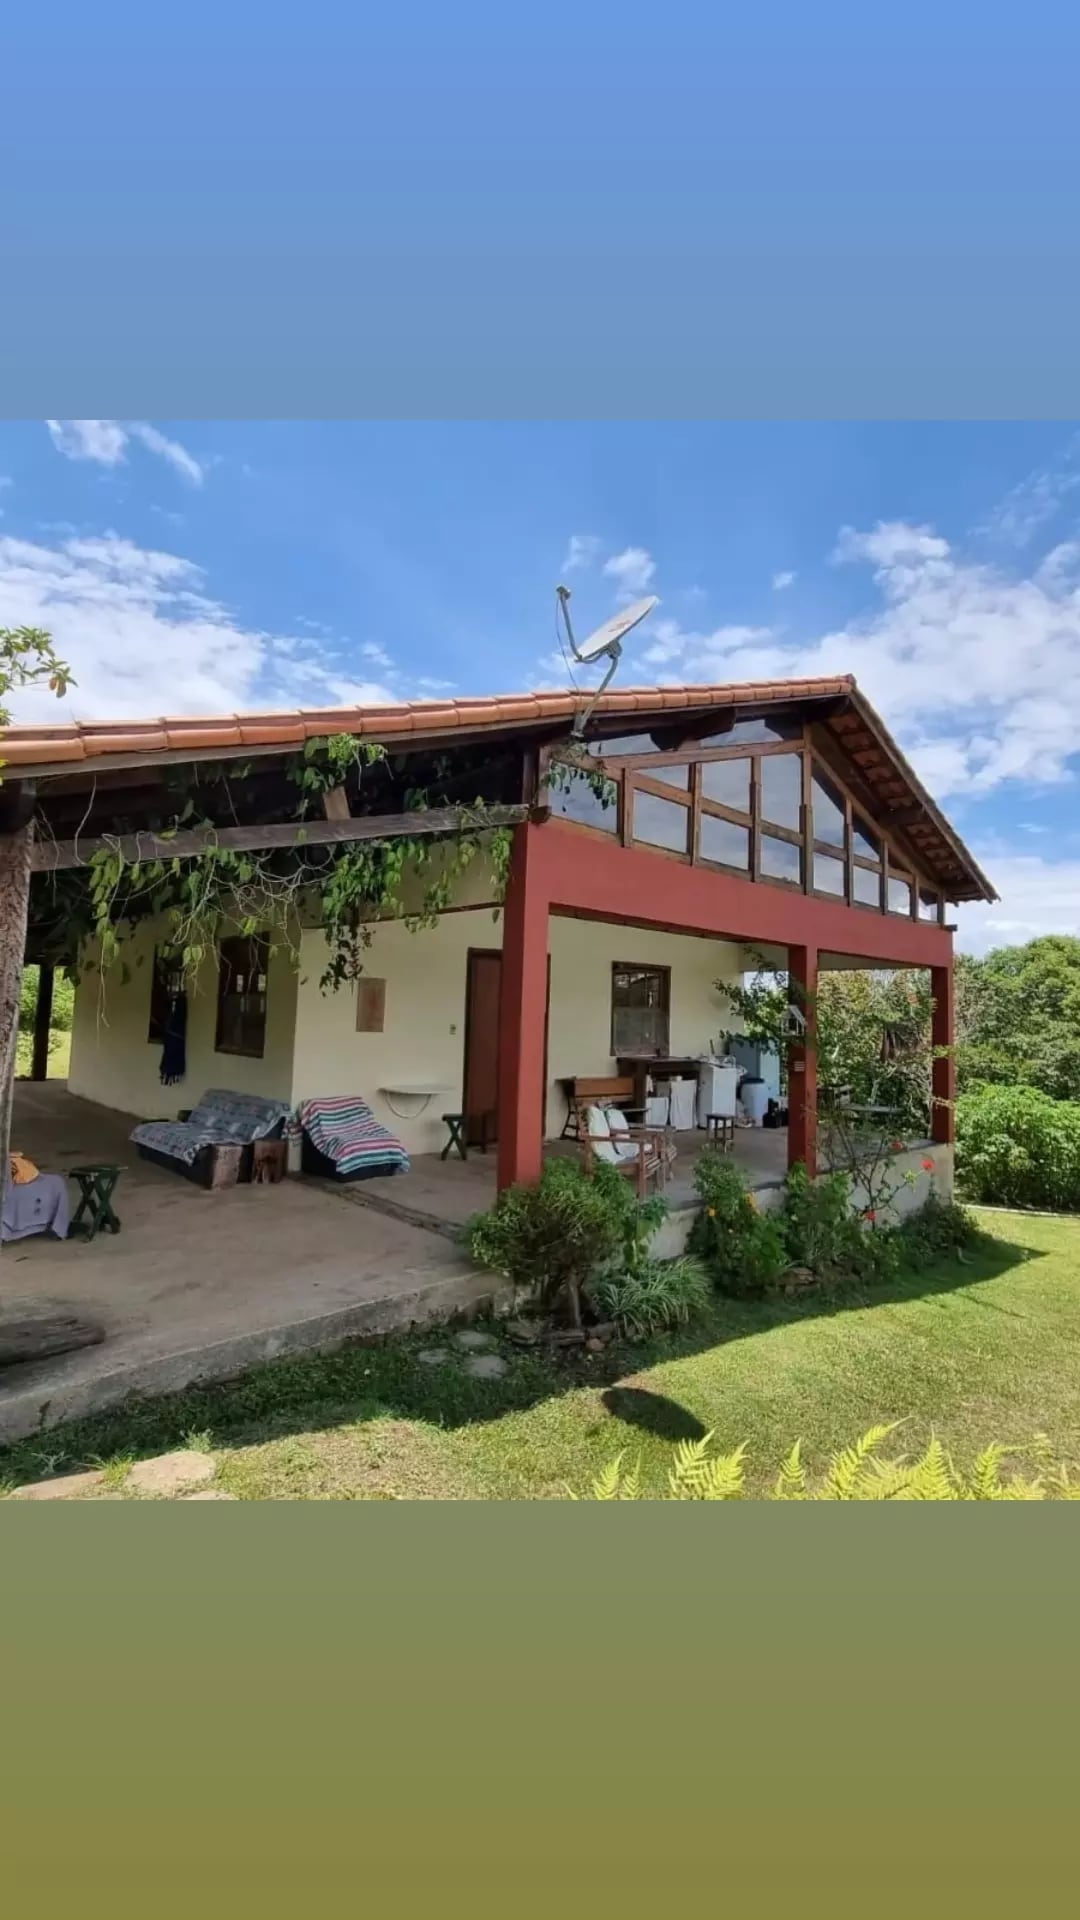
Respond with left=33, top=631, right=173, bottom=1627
left=160, top=990, right=188, bottom=1086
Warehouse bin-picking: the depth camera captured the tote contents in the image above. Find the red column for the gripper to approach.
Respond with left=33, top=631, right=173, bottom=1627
left=497, top=824, right=550, bottom=1190
left=787, top=943, right=818, bottom=1176
left=931, top=960, right=956, bottom=1145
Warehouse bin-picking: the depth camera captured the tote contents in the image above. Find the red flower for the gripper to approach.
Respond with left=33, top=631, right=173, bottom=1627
left=890, top=1139, right=904, bottom=1153
left=921, top=1157, right=935, bottom=1173
left=864, top=1208, right=877, bottom=1224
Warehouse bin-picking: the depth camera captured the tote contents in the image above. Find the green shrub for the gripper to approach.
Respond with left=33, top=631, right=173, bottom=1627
left=688, top=1150, right=788, bottom=1294
left=466, top=1159, right=624, bottom=1323
left=780, top=1162, right=898, bottom=1286
left=894, top=1194, right=983, bottom=1270
left=574, top=1425, right=1080, bottom=1500
left=956, top=1085, right=1080, bottom=1209
left=591, top=1255, right=711, bottom=1338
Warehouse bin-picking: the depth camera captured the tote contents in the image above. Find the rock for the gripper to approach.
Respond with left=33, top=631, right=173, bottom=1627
left=590, top=1322, right=616, bottom=1342
left=417, top=1347, right=449, bottom=1366
left=586, top=1337, right=605, bottom=1353
left=453, top=1328, right=495, bottom=1351
left=463, top=1353, right=509, bottom=1380
left=504, top=1318, right=544, bottom=1346
left=11, top=1467, right=105, bottom=1501
left=127, top=1450, right=216, bottom=1496
left=183, top=1489, right=237, bottom=1500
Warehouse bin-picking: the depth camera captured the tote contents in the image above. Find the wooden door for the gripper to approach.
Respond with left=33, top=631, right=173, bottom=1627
left=462, top=949, right=550, bottom=1148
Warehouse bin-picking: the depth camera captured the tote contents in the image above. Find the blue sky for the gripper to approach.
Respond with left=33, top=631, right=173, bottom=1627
left=3, top=419, right=1080, bottom=955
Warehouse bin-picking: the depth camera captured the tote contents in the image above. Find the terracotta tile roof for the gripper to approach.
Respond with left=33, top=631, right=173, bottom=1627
left=0, top=673, right=994, bottom=902
left=0, top=676, right=856, bottom=769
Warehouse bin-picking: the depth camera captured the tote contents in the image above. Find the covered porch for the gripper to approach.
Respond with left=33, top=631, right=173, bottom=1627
left=0, top=1082, right=499, bottom=1444
left=495, top=819, right=956, bottom=1192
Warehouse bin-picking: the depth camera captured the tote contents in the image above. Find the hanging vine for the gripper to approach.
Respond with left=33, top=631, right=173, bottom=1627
left=61, top=735, right=516, bottom=996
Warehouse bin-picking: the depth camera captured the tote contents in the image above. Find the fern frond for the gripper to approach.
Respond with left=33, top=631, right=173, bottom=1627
left=906, top=1437, right=959, bottom=1501
left=668, top=1434, right=747, bottom=1500
left=590, top=1454, right=629, bottom=1501
left=966, top=1444, right=1010, bottom=1500
left=819, top=1423, right=901, bottom=1499
left=774, top=1441, right=808, bottom=1500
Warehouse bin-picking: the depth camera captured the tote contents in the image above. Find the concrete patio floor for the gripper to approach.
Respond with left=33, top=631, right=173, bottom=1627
left=347, top=1124, right=790, bottom=1234
left=0, top=1084, right=503, bottom=1443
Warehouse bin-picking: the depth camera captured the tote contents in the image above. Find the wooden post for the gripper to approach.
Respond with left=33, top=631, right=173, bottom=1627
left=787, top=942, right=818, bottom=1176
left=31, top=961, right=54, bottom=1082
left=496, top=824, right=550, bottom=1191
left=0, top=813, right=35, bottom=1217
left=931, top=960, right=956, bottom=1145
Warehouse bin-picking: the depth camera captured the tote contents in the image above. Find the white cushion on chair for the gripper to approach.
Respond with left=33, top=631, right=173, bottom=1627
left=604, top=1109, right=641, bottom=1163
left=585, top=1106, right=619, bottom=1166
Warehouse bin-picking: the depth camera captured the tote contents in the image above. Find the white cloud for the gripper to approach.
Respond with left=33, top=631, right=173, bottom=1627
left=562, top=533, right=601, bottom=572
left=47, top=420, right=128, bottom=466
left=979, top=437, right=1080, bottom=548
left=45, top=419, right=204, bottom=485
left=127, top=423, right=204, bottom=486
left=0, top=529, right=393, bottom=721
left=772, top=569, right=795, bottom=591
left=646, top=518, right=1080, bottom=801
left=955, top=852, right=1080, bottom=955
left=603, top=546, right=656, bottom=597
left=360, top=640, right=393, bottom=668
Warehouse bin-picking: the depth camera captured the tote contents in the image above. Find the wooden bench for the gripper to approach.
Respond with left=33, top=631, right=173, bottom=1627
left=559, top=1075, right=646, bottom=1140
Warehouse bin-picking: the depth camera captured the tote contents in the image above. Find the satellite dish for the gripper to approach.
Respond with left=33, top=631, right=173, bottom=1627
left=555, top=586, right=660, bottom=740
left=557, top=587, right=658, bottom=664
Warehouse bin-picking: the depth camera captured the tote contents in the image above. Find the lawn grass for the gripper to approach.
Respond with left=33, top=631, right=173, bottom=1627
left=4, top=1209, right=1080, bottom=1497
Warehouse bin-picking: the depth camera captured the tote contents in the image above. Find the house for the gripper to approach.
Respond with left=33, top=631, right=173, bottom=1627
left=4, top=673, right=993, bottom=1204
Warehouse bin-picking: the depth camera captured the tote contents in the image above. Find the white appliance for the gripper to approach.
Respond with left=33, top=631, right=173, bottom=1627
left=664, top=1075, right=699, bottom=1128
left=696, top=1062, right=739, bottom=1129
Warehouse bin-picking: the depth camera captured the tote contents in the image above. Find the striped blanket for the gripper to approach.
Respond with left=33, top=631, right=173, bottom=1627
left=289, top=1096, right=410, bottom=1179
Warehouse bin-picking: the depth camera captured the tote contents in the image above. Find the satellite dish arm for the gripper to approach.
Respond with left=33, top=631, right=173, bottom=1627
left=556, top=584, right=578, bottom=658
left=570, top=643, right=622, bottom=741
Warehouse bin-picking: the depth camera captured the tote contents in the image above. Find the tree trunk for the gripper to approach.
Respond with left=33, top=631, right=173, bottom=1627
left=0, top=820, right=33, bottom=1252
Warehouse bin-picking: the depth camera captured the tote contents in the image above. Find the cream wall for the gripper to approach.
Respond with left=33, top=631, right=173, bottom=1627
left=291, top=909, right=750, bottom=1155
left=68, top=917, right=299, bottom=1119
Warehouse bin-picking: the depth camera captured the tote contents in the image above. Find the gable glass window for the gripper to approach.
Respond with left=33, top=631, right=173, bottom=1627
left=649, top=762, right=691, bottom=791
left=632, top=789, right=690, bottom=855
left=699, top=714, right=802, bottom=746
left=548, top=762, right=618, bottom=833
left=760, top=753, right=803, bottom=830
left=852, top=816, right=880, bottom=862
left=700, top=756, right=751, bottom=811
left=887, top=873, right=913, bottom=917
left=918, top=885, right=942, bottom=923
left=760, top=833, right=802, bottom=885
left=853, top=863, right=882, bottom=908
left=813, top=851, right=846, bottom=897
left=699, top=813, right=750, bottom=871
left=611, top=965, right=671, bottom=1056
left=215, top=935, right=269, bottom=1058
left=812, top=769, right=847, bottom=849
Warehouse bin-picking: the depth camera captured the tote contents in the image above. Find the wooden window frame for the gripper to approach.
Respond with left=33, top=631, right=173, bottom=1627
left=610, top=962, right=672, bottom=1058
left=215, top=933, right=269, bottom=1060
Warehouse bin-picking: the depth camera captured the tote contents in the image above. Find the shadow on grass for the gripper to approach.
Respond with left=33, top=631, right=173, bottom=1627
left=600, top=1387, right=707, bottom=1443
left=0, top=1224, right=1049, bottom=1486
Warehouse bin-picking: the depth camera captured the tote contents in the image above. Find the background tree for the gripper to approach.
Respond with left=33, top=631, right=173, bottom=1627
left=0, top=627, right=73, bottom=1206
left=955, top=937, right=1080, bottom=1102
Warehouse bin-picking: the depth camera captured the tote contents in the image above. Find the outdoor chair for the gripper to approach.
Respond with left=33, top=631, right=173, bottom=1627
left=579, top=1103, right=675, bottom=1199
